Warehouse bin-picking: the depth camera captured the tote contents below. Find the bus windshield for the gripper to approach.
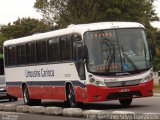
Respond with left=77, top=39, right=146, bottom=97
left=84, top=28, right=151, bottom=74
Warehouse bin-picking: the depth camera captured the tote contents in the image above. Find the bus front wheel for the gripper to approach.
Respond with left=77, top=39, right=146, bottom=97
left=22, top=85, right=41, bottom=106
left=119, top=99, right=132, bottom=106
left=66, top=84, right=77, bottom=108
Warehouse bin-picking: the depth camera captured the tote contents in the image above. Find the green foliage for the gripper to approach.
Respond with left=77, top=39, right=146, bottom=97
left=0, top=33, right=7, bottom=53
left=153, top=58, right=160, bottom=71
left=34, top=0, right=157, bottom=28
left=153, top=30, right=160, bottom=71
left=0, top=17, right=52, bottom=39
left=34, top=0, right=160, bottom=71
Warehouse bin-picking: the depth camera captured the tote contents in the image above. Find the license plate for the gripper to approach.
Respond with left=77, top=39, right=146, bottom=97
left=0, top=92, right=7, bottom=96
left=119, top=89, right=130, bottom=92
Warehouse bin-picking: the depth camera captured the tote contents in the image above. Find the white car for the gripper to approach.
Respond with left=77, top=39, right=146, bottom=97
left=0, top=76, right=17, bottom=101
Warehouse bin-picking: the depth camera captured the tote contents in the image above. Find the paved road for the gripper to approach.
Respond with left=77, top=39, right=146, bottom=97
left=0, top=96, right=160, bottom=120
left=0, top=111, right=85, bottom=120
left=1, top=96, right=159, bottom=113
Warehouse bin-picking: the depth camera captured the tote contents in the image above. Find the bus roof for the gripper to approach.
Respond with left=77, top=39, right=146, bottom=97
left=4, top=22, right=144, bottom=46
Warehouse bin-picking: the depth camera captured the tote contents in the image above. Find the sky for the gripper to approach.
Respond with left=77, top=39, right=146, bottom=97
left=0, top=0, right=160, bottom=26
left=152, top=0, right=160, bottom=28
left=0, top=0, right=41, bottom=25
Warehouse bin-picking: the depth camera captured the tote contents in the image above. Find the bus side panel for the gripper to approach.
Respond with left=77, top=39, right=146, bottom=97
left=53, top=86, right=65, bottom=100
left=74, top=86, right=87, bottom=102
left=29, top=86, right=66, bottom=100
left=28, top=86, right=42, bottom=99
left=5, top=63, right=83, bottom=101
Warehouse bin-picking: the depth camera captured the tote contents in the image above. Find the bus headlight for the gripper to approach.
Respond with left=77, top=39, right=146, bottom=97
left=95, top=80, right=105, bottom=86
left=141, top=73, right=153, bottom=83
left=88, top=75, right=105, bottom=86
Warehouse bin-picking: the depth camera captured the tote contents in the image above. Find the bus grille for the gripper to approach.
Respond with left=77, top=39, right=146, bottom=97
left=107, top=91, right=142, bottom=99
left=105, top=79, right=141, bottom=88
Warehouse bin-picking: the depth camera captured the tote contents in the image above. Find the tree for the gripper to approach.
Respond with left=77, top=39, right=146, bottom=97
left=0, top=33, right=7, bottom=53
left=34, top=0, right=158, bottom=28
left=0, top=17, right=52, bottom=39
left=34, top=0, right=160, bottom=70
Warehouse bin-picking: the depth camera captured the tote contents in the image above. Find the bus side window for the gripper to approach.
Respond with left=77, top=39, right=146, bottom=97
left=36, top=41, right=47, bottom=63
left=21, top=45, right=26, bottom=65
left=26, top=43, right=36, bottom=64
left=60, top=36, right=71, bottom=61
left=48, top=38, right=60, bottom=62
left=17, top=45, right=22, bottom=65
left=4, top=47, right=8, bottom=66
left=48, top=39, right=54, bottom=62
left=17, top=44, right=26, bottom=65
left=8, top=46, right=16, bottom=66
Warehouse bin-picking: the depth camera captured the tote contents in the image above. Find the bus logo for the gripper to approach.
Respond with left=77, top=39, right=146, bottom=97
left=121, top=81, right=126, bottom=86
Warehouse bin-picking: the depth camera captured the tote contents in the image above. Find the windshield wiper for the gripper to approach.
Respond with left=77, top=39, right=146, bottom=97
left=121, top=46, right=139, bottom=72
left=100, top=34, right=116, bottom=72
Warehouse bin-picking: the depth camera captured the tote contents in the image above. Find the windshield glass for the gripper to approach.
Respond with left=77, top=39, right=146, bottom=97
left=84, top=28, right=151, bottom=74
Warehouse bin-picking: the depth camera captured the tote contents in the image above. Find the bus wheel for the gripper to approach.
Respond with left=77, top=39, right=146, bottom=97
left=66, top=84, right=77, bottom=108
left=119, top=99, right=132, bottom=106
left=9, top=97, right=18, bottom=102
left=22, top=85, right=41, bottom=106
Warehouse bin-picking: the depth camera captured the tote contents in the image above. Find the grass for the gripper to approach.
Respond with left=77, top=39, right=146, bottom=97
left=154, top=85, right=160, bottom=93
left=154, top=85, right=160, bottom=89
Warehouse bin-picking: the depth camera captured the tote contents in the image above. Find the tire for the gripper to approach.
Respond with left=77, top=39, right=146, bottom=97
left=9, top=98, right=13, bottom=102
left=8, top=96, right=17, bottom=102
left=22, top=85, right=41, bottom=106
left=66, top=84, right=77, bottom=108
left=119, top=99, right=132, bottom=106
left=12, top=97, right=18, bottom=101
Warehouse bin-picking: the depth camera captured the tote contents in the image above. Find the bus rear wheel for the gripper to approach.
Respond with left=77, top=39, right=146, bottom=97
left=119, top=99, right=132, bottom=106
left=9, top=97, right=18, bottom=102
left=22, top=85, right=41, bottom=106
left=66, top=84, right=77, bottom=108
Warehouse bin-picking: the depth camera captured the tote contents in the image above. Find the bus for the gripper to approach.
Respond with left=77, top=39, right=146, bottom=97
left=3, top=22, right=153, bottom=107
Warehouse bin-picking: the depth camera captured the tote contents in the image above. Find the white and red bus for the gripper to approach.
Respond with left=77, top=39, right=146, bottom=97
left=3, top=22, right=153, bottom=107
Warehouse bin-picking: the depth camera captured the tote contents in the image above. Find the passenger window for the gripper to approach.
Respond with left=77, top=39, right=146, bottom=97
left=36, top=40, right=47, bottom=63
left=48, top=38, right=60, bottom=62
left=17, top=45, right=26, bottom=65
left=60, top=36, right=71, bottom=61
left=8, top=46, right=16, bottom=66
left=26, top=43, right=36, bottom=64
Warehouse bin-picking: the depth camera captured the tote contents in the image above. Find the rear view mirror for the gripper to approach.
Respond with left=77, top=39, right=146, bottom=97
left=74, top=41, right=87, bottom=60
left=72, top=34, right=82, bottom=41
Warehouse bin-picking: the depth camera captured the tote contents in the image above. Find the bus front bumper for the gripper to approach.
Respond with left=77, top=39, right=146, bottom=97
left=85, top=80, right=153, bottom=102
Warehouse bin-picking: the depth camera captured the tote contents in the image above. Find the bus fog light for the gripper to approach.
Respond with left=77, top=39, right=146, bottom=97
left=89, top=78, right=95, bottom=83
left=96, top=81, right=100, bottom=85
left=96, top=81, right=105, bottom=86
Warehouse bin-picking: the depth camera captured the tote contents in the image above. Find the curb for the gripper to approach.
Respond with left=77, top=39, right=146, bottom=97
left=4, top=104, right=17, bottom=111
left=29, top=106, right=46, bottom=114
left=154, top=93, right=160, bottom=97
left=0, top=104, right=160, bottom=119
left=63, top=108, right=82, bottom=117
left=16, top=105, right=30, bottom=113
left=82, top=110, right=106, bottom=118
left=45, top=107, right=63, bottom=115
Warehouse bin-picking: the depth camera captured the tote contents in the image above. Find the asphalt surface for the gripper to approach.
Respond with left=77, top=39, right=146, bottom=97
left=0, top=111, right=85, bottom=120
left=0, top=96, right=160, bottom=120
